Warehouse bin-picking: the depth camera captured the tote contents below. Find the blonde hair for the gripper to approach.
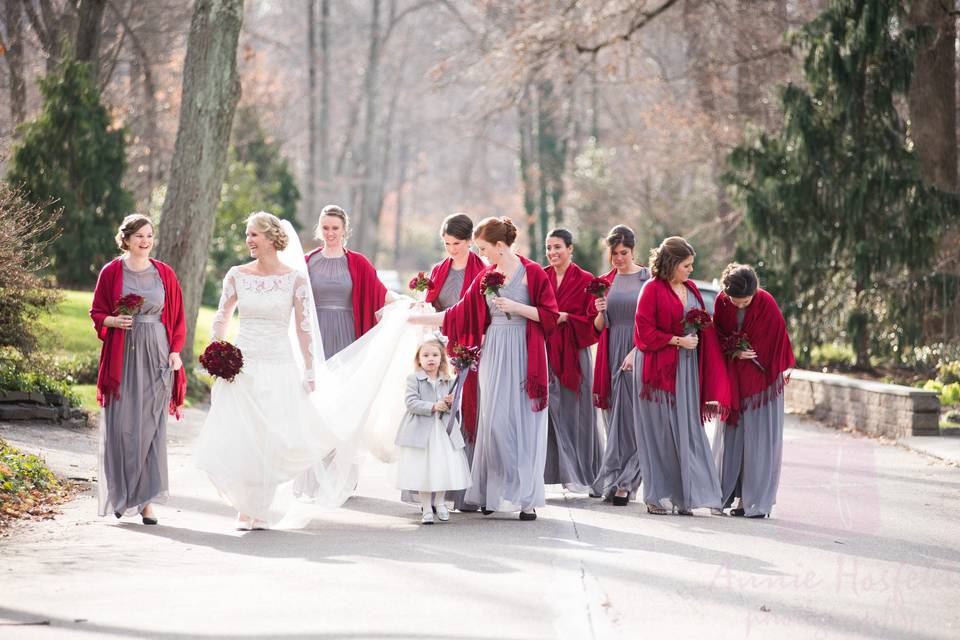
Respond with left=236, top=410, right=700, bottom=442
left=115, top=214, right=153, bottom=251
left=245, top=211, right=289, bottom=251
left=314, top=204, right=350, bottom=241
left=414, top=338, right=451, bottom=379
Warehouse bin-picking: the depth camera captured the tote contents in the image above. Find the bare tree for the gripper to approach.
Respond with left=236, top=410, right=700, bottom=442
left=156, top=0, right=244, bottom=369
left=0, top=0, right=28, bottom=127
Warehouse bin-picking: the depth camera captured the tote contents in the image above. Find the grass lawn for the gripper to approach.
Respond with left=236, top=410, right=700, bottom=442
left=38, top=289, right=222, bottom=363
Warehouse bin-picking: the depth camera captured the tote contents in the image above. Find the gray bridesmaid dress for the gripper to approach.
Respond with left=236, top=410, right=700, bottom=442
left=465, top=269, right=548, bottom=512
left=720, top=308, right=785, bottom=517
left=308, top=254, right=356, bottom=359
left=546, top=346, right=601, bottom=495
left=595, top=269, right=649, bottom=498
left=99, top=262, right=172, bottom=518
left=632, top=291, right=723, bottom=512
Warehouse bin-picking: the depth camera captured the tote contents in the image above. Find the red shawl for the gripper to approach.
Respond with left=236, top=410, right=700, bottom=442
left=442, top=255, right=559, bottom=411
left=90, top=258, right=187, bottom=418
left=426, top=251, right=485, bottom=441
left=305, top=248, right=387, bottom=339
left=544, top=262, right=598, bottom=392
left=714, top=289, right=795, bottom=424
left=426, top=252, right=485, bottom=308
left=633, top=277, right=731, bottom=423
left=591, top=268, right=619, bottom=409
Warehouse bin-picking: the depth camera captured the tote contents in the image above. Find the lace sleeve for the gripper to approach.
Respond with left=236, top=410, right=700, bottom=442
left=212, top=270, right=238, bottom=341
left=293, top=274, right=317, bottom=380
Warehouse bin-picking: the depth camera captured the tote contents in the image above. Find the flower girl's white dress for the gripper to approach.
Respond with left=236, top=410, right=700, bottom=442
left=195, top=266, right=354, bottom=526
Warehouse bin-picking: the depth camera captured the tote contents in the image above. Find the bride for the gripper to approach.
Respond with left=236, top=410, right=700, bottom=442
left=196, top=212, right=358, bottom=530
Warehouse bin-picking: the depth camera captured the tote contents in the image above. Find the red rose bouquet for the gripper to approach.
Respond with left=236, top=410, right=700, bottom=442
left=115, top=293, right=145, bottom=316
left=722, top=331, right=765, bottom=371
left=480, top=271, right=510, bottom=319
left=444, top=343, right=481, bottom=435
left=584, top=277, right=610, bottom=325
left=408, top=272, right=436, bottom=302
left=198, top=341, right=244, bottom=382
left=683, top=308, right=713, bottom=335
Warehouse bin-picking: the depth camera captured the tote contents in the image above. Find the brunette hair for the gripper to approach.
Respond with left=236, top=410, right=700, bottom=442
left=649, top=236, right=696, bottom=280
left=473, top=216, right=518, bottom=247
left=441, top=213, right=474, bottom=241
left=547, top=228, right=574, bottom=247
left=314, top=204, right=350, bottom=240
left=413, top=338, right=451, bottom=379
left=721, top=263, right=759, bottom=298
left=115, top=214, right=153, bottom=251
left=246, top=211, right=289, bottom=251
left=605, top=225, right=635, bottom=262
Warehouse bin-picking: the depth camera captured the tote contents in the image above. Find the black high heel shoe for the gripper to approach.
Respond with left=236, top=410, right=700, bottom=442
left=729, top=508, right=746, bottom=517
left=141, top=515, right=158, bottom=525
left=611, top=494, right=629, bottom=506
left=519, top=510, right=537, bottom=521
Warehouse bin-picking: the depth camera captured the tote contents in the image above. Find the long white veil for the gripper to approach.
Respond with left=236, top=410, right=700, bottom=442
left=275, top=221, right=421, bottom=520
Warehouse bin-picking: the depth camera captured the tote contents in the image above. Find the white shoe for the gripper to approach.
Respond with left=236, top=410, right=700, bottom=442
left=420, top=509, right=435, bottom=525
left=436, top=504, right=450, bottom=522
left=235, top=515, right=252, bottom=531
left=251, top=519, right=269, bottom=530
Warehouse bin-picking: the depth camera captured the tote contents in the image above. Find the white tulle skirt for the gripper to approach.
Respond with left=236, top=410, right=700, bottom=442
left=395, top=416, right=472, bottom=493
left=195, top=359, right=352, bottom=526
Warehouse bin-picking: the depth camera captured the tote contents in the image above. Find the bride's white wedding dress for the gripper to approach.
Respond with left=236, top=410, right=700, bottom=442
left=195, top=221, right=423, bottom=528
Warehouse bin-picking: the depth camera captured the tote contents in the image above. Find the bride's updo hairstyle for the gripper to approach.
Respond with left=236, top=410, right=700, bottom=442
left=314, top=204, right=350, bottom=240
left=115, top=213, right=153, bottom=251
left=246, top=211, right=289, bottom=251
left=649, top=236, right=695, bottom=281
left=473, top=216, right=518, bottom=247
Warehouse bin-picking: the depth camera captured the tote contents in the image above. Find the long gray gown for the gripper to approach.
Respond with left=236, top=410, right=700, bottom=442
left=633, top=291, right=723, bottom=512
left=465, top=269, right=548, bottom=512
left=546, top=346, right=602, bottom=495
left=595, top=269, right=649, bottom=499
left=402, top=268, right=479, bottom=511
left=308, top=254, right=356, bottom=359
left=99, top=262, right=172, bottom=517
left=719, top=308, right=785, bottom=517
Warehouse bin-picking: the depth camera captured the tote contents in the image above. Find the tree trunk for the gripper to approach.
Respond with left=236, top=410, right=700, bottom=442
left=155, top=0, right=244, bottom=371
left=518, top=86, right=538, bottom=257
left=3, top=0, right=27, bottom=127
left=306, top=0, right=317, bottom=224
left=75, top=0, right=106, bottom=74
left=319, top=0, right=331, bottom=190
left=907, top=0, right=957, bottom=193
left=352, top=0, right=381, bottom=255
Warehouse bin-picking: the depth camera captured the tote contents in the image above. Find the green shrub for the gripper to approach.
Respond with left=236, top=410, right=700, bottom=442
left=937, top=361, right=960, bottom=385
left=809, top=343, right=856, bottom=368
left=0, top=357, right=80, bottom=406
left=0, top=438, right=61, bottom=515
left=940, top=383, right=960, bottom=406
left=944, top=410, right=960, bottom=424
left=923, top=379, right=944, bottom=393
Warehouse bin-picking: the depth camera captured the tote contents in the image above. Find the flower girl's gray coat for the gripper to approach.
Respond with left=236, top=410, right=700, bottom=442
left=395, top=371, right=466, bottom=449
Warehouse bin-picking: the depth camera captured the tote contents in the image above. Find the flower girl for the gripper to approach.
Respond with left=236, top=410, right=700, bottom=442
left=396, top=337, right=472, bottom=524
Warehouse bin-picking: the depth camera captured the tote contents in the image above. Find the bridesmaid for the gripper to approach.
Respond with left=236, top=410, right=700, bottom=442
left=592, top=226, right=650, bottom=505
left=714, top=263, right=795, bottom=518
left=411, top=216, right=559, bottom=520
left=631, top=236, right=730, bottom=515
left=90, top=214, right=186, bottom=525
left=305, top=204, right=397, bottom=359
left=542, top=228, right=602, bottom=495
left=425, top=213, right=485, bottom=511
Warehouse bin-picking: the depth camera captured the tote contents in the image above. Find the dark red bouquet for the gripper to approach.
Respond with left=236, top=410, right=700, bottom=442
left=480, top=271, right=510, bottom=319
left=448, top=344, right=481, bottom=373
left=683, top=308, right=712, bottom=334
left=198, top=341, right=244, bottom=382
left=722, top=331, right=765, bottom=371
left=408, top=272, right=436, bottom=295
left=115, top=293, right=145, bottom=316
left=584, top=277, right=610, bottom=325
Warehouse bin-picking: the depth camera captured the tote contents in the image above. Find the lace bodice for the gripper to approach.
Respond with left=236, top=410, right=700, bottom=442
left=212, top=266, right=317, bottom=377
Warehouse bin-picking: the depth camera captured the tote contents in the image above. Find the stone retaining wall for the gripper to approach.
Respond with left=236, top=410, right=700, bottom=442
left=784, top=369, right=940, bottom=439
left=0, top=390, right=91, bottom=428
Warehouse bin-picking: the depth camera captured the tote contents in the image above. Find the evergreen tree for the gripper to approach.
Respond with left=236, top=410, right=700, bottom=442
left=6, top=60, right=134, bottom=287
left=726, top=0, right=957, bottom=368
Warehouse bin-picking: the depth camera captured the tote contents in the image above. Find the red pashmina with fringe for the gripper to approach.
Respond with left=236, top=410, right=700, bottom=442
left=543, top=262, right=599, bottom=393
left=633, top=277, right=731, bottom=423
left=713, top=289, right=795, bottom=425
left=442, top=255, right=559, bottom=412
